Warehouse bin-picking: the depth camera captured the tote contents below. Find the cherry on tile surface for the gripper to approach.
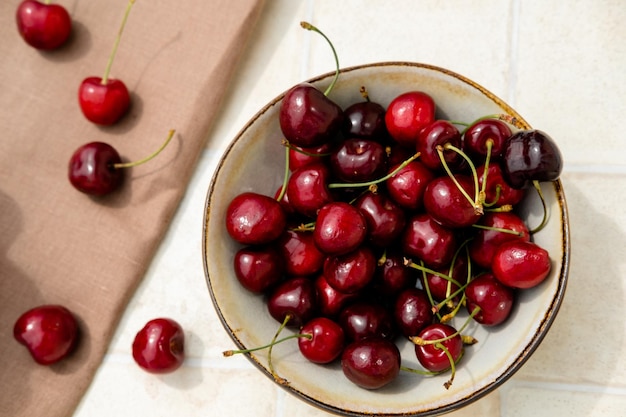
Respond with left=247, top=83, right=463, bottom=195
left=16, top=0, right=71, bottom=50
left=132, top=318, right=185, bottom=374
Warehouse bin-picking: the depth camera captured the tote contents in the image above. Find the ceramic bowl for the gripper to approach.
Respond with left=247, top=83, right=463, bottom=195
left=202, top=62, right=570, bottom=416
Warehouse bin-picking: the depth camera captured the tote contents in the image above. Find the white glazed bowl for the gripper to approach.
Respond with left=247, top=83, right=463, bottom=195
left=202, top=62, right=570, bottom=416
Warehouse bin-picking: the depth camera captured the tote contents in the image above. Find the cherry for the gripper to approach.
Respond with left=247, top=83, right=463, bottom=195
left=500, top=129, right=563, bottom=189
left=354, top=191, right=406, bottom=248
left=476, top=163, right=526, bottom=207
left=384, top=91, right=436, bottom=148
left=341, top=338, right=401, bottom=389
left=423, top=175, right=481, bottom=228
left=132, top=318, right=185, bottom=374
left=469, top=211, right=530, bottom=269
left=267, top=277, right=318, bottom=327
left=298, top=317, right=345, bottom=364
left=233, top=245, right=284, bottom=293
left=288, top=142, right=334, bottom=172
left=422, top=254, right=469, bottom=303
left=342, top=95, right=388, bottom=140
left=16, top=0, right=71, bottom=50
left=78, top=0, right=135, bottom=125
left=402, top=213, right=457, bottom=269
left=279, top=23, right=343, bottom=148
left=491, top=240, right=551, bottom=289
left=313, top=202, right=367, bottom=255
left=330, top=138, right=387, bottom=183
left=314, top=273, right=359, bottom=318
left=413, top=323, right=463, bottom=373
left=463, top=118, right=512, bottom=160
left=225, top=192, right=287, bottom=245
left=393, top=288, right=433, bottom=337
left=385, top=160, right=435, bottom=211
left=339, top=301, right=395, bottom=342
left=465, top=273, right=515, bottom=326
left=416, top=120, right=465, bottom=171
left=372, top=250, right=418, bottom=297
left=14, top=304, right=79, bottom=365
left=323, top=245, right=377, bottom=294
left=276, top=230, right=325, bottom=277
left=68, top=129, right=175, bottom=196
left=286, top=162, right=334, bottom=218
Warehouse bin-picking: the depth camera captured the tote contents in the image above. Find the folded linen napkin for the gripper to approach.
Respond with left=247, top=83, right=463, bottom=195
left=0, top=0, right=265, bottom=416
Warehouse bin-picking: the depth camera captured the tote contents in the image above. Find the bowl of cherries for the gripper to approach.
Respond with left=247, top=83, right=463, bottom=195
left=202, top=35, right=569, bottom=416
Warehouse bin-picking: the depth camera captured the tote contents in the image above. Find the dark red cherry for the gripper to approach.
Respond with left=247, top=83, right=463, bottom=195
left=16, top=0, right=72, bottom=50
left=343, top=100, right=388, bottom=140
left=385, top=160, right=435, bottom=211
left=417, top=120, right=465, bottom=171
left=491, top=240, right=551, bottom=289
left=500, top=129, right=563, bottom=189
left=313, top=202, right=367, bottom=255
left=279, top=83, right=344, bottom=148
left=68, top=142, right=123, bottom=196
left=132, top=318, right=185, bottom=374
left=465, top=273, right=515, bottom=326
left=384, top=91, right=436, bottom=149
left=422, top=254, right=469, bottom=303
left=14, top=305, right=79, bottom=365
left=341, top=339, right=401, bottom=390
left=402, top=213, right=457, bottom=269
left=414, top=323, right=463, bottom=373
left=289, top=142, right=334, bottom=172
left=330, top=138, right=387, bottom=183
left=314, top=274, right=359, bottom=318
left=463, top=118, right=512, bottom=159
left=339, top=301, right=395, bottom=342
left=354, top=191, right=407, bottom=248
left=233, top=245, right=284, bottom=293
left=423, top=175, right=481, bottom=228
left=276, top=230, right=325, bottom=277
left=298, top=317, right=345, bottom=364
left=372, top=250, right=418, bottom=297
left=267, top=277, right=318, bottom=327
left=393, top=288, right=433, bottom=338
left=476, top=163, right=526, bottom=207
left=225, top=192, right=287, bottom=245
left=323, top=246, right=377, bottom=294
left=286, top=162, right=334, bottom=218
left=469, top=211, right=530, bottom=269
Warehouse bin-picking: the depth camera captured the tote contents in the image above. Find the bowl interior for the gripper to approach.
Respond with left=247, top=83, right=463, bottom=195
left=203, top=62, right=569, bottom=416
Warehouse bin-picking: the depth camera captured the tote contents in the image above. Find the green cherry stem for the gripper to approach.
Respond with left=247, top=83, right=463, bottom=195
left=300, top=21, right=339, bottom=97
left=470, top=223, right=525, bottom=236
left=410, top=306, right=480, bottom=347
left=328, top=152, right=420, bottom=189
left=102, top=0, right=136, bottom=85
left=112, top=129, right=175, bottom=170
left=529, top=180, right=549, bottom=234
left=438, top=342, right=457, bottom=389
left=276, top=144, right=290, bottom=202
left=436, top=144, right=483, bottom=215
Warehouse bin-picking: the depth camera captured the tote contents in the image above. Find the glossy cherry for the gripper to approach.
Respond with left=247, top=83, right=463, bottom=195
left=385, top=91, right=436, bottom=149
left=68, top=142, right=123, bottom=195
left=16, top=0, right=71, bottom=50
left=463, top=118, right=512, bottom=159
left=330, top=138, right=387, bottom=183
left=78, top=0, right=135, bottom=125
left=267, top=277, right=318, bottom=327
left=341, top=338, right=401, bottom=389
left=339, top=302, right=395, bottom=342
left=492, top=240, right=551, bottom=289
left=313, top=202, right=367, bottom=255
left=288, top=142, right=334, bottom=172
left=500, top=129, right=563, bottom=189
left=286, top=162, right=334, bottom=218
left=465, top=273, right=515, bottom=326
left=276, top=230, right=325, bottom=277
left=476, top=163, right=526, bottom=207
left=469, top=211, right=530, bottom=269
left=393, top=288, right=433, bottom=337
left=402, top=213, right=457, bottom=269
left=342, top=98, right=388, bottom=140
left=354, top=191, right=407, bottom=248
left=314, top=273, right=359, bottom=318
left=385, top=160, right=435, bottom=211
left=225, top=192, right=287, bottom=245
left=372, top=250, right=418, bottom=297
left=233, top=245, right=284, bottom=293
left=423, top=175, right=481, bottom=228
left=323, top=245, right=377, bottom=294
left=414, top=323, right=463, bottom=373
left=14, top=304, right=78, bottom=365
left=422, top=254, right=469, bottom=303
left=417, top=120, right=465, bottom=171
left=298, top=317, right=345, bottom=364
left=132, top=318, right=185, bottom=374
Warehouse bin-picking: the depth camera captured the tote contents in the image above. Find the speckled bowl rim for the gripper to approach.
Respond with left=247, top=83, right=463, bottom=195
left=202, top=61, right=570, bottom=416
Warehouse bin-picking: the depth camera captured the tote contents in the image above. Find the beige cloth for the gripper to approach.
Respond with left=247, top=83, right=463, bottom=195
left=0, top=0, right=265, bottom=416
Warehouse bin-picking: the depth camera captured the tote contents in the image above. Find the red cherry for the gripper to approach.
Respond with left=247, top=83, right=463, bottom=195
left=298, top=317, right=345, bottom=364
left=288, top=142, right=334, bottom=172
left=402, top=213, right=457, bottom=269
left=132, top=318, right=185, bottom=374
left=323, top=245, right=377, bottom=294
left=330, top=138, right=387, bottom=183
left=477, top=163, right=526, bottom=207
left=465, top=273, right=515, bottom=326
left=384, top=91, right=436, bottom=148
left=286, top=162, right=334, bottom=218
left=385, top=160, right=435, bottom=211
left=341, top=339, right=400, bottom=390
left=469, top=211, right=530, bottom=269
left=423, top=175, right=481, bottom=228
left=372, top=250, right=418, bottom=297
left=276, top=230, right=325, bottom=277
left=393, top=288, right=433, bottom=338
left=267, top=277, right=318, bottom=327
left=13, top=305, right=79, bottom=365
left=492, top=240, right=552, bottom=289
left=339, top=302, right=395, bottom=342
left=78, top=0, right=135, bottom=125
left=354, top=191, right=407, bottom=248
left=233, top=245, right=284, bottom=293
left=463, top=118, right=512, bottom=160
left=414, top=323, right=463, bottom=373
left=422, top=254, right=469, bottom=303
left=416, top=120, right=465, bottom=171
left=225, top=192, right=287, bottom=245
left=68, top=142, right=123, bottom=195
left=313, top=202, right=367, bottom=255
left=314, top=273, right=359, bottom=318
left=16, top=0, right=71, bottom=50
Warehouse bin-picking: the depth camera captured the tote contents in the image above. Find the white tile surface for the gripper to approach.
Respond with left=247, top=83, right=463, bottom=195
left=74, top=0, right=626, bottom=416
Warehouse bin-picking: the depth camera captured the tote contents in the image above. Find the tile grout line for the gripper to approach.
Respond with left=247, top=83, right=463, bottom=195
left=506, top=379, right=626, bottom=396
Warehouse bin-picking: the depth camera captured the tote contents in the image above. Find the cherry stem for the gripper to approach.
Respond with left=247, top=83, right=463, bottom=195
left=276, top=145, right=290, bottom=202
left=300, top=22, right=339, bottom=97
left=471, top=223, right=525, bottom=237
left=328, top=152, right=420, bottom=189
left=282, top=140, right=332, bottom=157
left=112, top=129, right=175, bottom=169
left=436, top=144, right=483, bottom=215
left=483, top=184, right=502, bottom=207
left=359, top=86, right=370, bottom=102
left=437, top=342, right=456, bottom=389
left=478, top=139, right=494, bottom=204
left=529, top=180, right=548, bottom=234
left=400, top=365, right=441, bottom=377
left=102, top=0, right=136, bottom=85
left=410, top=306, right=480, bottom=347
left=222, top=333, right=310, bottom=356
